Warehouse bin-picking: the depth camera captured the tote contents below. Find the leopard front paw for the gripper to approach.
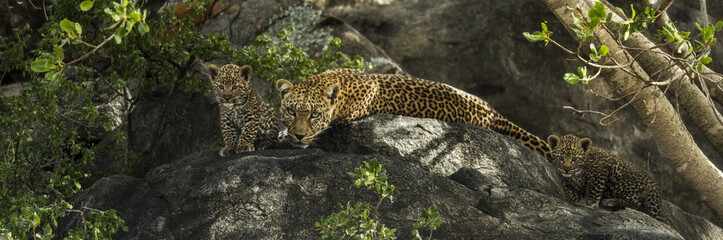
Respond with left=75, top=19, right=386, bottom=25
left=219, top=146, right=234, bottom=157
left=236, top=143, right=255, bottom=152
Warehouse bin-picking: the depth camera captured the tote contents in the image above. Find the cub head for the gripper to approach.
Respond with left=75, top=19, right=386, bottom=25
left=276, top=79, right=340, bottom=145
left=208, top=64, right=253, bottom=108
left=547, top=134, right=592, bottom=177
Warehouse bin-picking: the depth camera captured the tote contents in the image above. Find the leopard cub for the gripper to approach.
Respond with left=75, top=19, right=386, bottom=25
left=208, top=64, right=284, bottom=156
left=547, top=134, right=668, bottom=224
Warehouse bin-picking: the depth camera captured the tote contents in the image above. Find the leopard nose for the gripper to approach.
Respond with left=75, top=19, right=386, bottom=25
left=294, top=134, right=305, bottom=140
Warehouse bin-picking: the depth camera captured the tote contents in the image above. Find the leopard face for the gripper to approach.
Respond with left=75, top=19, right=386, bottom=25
left=208, top=64, right=252, bottom=109
left=276, top=79, right=339, bottom=145
left=547, top=134, right=592, bottom=177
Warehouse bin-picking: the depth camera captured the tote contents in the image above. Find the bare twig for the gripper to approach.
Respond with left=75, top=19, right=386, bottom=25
left=65, top=33, right=115, bottom=66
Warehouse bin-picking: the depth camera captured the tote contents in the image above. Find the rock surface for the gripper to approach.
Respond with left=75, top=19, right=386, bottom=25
left=59, top=115, right=722, bottom=239
left=324, top=0, right=723, bottom=222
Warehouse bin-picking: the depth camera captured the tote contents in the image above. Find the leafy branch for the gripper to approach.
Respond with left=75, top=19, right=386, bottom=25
left=523, top=2, right=722, bottom=86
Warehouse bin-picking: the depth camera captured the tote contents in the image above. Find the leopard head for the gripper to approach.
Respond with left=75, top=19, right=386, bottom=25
left=547, top=134, right=592, bottom=177
left=208, top=64, right=253, bottom=109
left=276, top=79, right=340, bottom=145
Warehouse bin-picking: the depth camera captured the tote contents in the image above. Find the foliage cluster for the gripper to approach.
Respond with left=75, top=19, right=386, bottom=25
left=234, top=23, right=370, bottom=104
left=315, top=158, right=441, bottom=240
left=523, top=2, right=723, bottom=84
left=1, top=0, right=370, bottom=239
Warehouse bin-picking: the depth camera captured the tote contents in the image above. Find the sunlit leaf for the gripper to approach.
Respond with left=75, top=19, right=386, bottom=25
left=31, top=59, right=52, bottom=72
left=80, top=0, right=93, bottom=11
left=700, top=56, right=712, bottom=64
left=563, top=73, right=581, bottom=84
left=523, top=32, right=545, bottom=42
left=59, top=19, right=77, bottom=37
left=599, top=45, right=609, bottom=57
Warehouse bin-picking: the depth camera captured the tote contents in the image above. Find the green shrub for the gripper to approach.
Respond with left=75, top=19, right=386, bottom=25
left=234, top=23, right=370, bottom=104
left=315, top=158, right=442, bottom=240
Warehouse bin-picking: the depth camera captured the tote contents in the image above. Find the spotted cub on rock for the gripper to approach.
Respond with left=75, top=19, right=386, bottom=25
left=208, top=64, right=284, bottom=156
left=547, top=134, right=668, bottom=224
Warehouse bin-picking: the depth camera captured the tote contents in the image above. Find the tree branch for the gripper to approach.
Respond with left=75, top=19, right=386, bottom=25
left=543, top=0, right=723, bottom=223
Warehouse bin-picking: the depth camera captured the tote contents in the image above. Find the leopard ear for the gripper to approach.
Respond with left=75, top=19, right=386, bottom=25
left=547, top=135, right=560, bottom=150
left=207, top=65, right=219, bottom=79
left=326, top=84, right=340, bottom=105
left=240, top=65, right=253, bottom=82
left=276, top=79, right=293, bottom=100
left=579, top=138, right=592, bottom=152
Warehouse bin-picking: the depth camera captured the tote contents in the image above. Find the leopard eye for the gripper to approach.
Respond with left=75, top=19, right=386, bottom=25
left=571, top=157, right=580, bottom=162
left=556, top=156, right=564, bottom=162
left=310, top=112, right=320, bottom=118
left=287, top=108, right=296, bottom=116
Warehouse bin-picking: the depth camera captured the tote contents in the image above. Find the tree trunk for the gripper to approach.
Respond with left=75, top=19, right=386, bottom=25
left=542, top=0, right=723, bottom=222
left=618, top=29, right=723, bottom=163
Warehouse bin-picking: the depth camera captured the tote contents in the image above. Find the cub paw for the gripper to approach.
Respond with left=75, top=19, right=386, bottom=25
left=277, top=127, right=289, bottom=141
left=600, top=198, right=628, bottom=210
left=581, top=199, right=599, bottom=208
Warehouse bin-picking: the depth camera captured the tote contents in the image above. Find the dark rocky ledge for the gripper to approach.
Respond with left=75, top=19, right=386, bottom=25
left=59, top=115, right=721, bottom=239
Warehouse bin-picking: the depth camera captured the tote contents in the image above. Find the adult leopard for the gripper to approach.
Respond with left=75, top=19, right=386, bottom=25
left=276, top=68, right=551, bottom=159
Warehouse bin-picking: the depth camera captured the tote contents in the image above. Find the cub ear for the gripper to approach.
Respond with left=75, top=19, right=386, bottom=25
left=579, top=138, right=592, bottom=152
left=240, top=65, right=253, bottom=82
left=326, top=84, right=340, bottom=105
left=276, top=79, right=293, bottom=100
left=207, top=65, right=220, bottom=79
left=547, top=135, right=560, bottom=150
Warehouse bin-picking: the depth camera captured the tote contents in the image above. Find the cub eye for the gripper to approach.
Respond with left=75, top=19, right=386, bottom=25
left=310, top=112, right=320, bottom=118
left=571, top=157, right=580, bottom=162
left=286, top=108, right=296, bottom=116
left=556, top=156, right=564, bottom=162
left=232, top=85, right=239, bottom=90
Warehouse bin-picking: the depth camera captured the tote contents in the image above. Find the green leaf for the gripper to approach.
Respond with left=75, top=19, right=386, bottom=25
left=616, top=7, right=626, bottom=18
left=412, top=229, right=422, bottom=240
left=716, top=21, right=723, bottom=32
left=700, top=56, right=712, bottom=64
left=54, top=46, right=65, bottom=61
left=589, top=53, right=599, bottom=62
left=138, top=22, right=149, bottom=35
left=623, top=24, right=631, bottom=41
left=47, top=71, right=61, bottom=91
left=114, top=28, right=123, bottom=44
left=60, top=19, right=77, bottom=37
left=31, top=213, right=40, bottom=228
left=31, top=59, right=53, bottom=72
left=129, top=11, right=141, bottom=22
left=586, top=17, right=600, bottom=30
left=677, top=42, right=686, bottom=53
left=599, top=45, right=609, bottom=57
left=577, top=66, right=587, bottom=78
left=588, top=2, right=606, bottom=20
left=74, top=22, right=82, bottom=36
left=523, top=32, right=545, bottom=42
left=589, top=43, right=598, bottom=55
left=80, top=0, right=93, bottom=11
left=563, top=73, right=581, bottom=84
